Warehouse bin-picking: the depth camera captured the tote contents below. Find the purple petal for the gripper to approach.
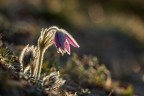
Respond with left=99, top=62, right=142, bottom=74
left=66, top=35, right=80, bottom=48
left=54, top=32, right=66, bottom=49
left=64, top=40, right=70, bottom=54
left=54, top=41, right=59, bottom=49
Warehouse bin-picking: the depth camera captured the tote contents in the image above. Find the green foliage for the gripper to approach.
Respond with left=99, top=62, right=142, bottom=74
left=62, top=53, right=111, bottom=87
left=61, top=53, right=133, bottom=96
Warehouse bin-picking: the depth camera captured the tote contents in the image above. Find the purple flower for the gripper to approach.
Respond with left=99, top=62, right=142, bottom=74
left=54, top=29, right=80, bottom=55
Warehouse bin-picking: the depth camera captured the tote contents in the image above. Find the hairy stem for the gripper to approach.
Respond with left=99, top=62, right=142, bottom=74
left=35, top=50, right=44, bottom=80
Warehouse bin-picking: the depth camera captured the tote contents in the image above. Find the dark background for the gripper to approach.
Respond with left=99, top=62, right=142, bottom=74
left=0, top=0, right=144, bottom=95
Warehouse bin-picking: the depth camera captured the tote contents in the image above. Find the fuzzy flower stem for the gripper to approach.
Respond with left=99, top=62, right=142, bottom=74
left=35, top=49, right=44, bottom=80
left=34, top=27, right=58, bottom=80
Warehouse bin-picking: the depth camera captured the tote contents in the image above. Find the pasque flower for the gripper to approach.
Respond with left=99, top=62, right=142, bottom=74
left=54, top=27, right=80, bottom=55
left=20, top=26, right=80, bottom=80
left=18, top=26, right=79, bottom=93
left=19, top=44, right=37, bottom=71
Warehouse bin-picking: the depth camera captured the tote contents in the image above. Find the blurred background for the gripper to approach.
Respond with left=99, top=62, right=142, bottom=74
left=0, top=0, right=144, bottom=95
